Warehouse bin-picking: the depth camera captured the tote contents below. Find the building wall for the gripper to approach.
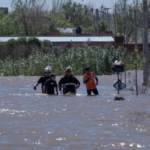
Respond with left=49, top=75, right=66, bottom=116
left=52, top=42, right=113, bottom=49
left=114, top=43, right=150, bottom=52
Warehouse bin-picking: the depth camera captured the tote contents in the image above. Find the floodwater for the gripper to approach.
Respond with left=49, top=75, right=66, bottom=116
left=0, top=73, right=150, bottom=150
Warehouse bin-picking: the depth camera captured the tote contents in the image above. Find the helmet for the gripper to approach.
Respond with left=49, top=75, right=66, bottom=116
left=44, top=66, right=51, bottom=73
left=65, top=66, right=72, bottom=72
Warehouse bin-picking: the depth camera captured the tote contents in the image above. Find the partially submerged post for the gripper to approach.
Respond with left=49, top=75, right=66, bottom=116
left=111, top=63, right=126, bottom=101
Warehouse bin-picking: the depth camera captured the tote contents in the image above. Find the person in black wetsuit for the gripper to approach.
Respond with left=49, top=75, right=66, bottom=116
left=33, top=66, right=51, bottom=91
left=59, top=66, right=80, bottom=94
left=43, top=74, right=58, bottom=95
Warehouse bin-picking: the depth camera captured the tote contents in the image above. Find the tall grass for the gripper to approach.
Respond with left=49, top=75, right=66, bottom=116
left=0, top=43, right=126, bottom=76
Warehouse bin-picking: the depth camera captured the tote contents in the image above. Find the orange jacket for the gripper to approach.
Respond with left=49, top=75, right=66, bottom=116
left=83, top=72, right=97, bottom=89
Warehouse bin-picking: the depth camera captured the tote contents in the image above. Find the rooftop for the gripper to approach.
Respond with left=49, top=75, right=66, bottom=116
left=0, top=36, right=114, bottom=43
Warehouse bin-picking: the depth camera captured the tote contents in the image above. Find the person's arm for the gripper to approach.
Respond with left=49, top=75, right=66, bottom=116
left=94, top=74, right=98, bottom=85
left=74, top=77, right=80, bottom=89
left=43, top=80, right=48, bottom=93
left=33, top=83, right=39, bottom=90
left=43, top=86, right=46, bottom=93
left=55, top=87, right=59, bottom=95
left=95, top=77, right=98, bottom=85
left=58, top=78, right=63, bottom=91
left=83, top=74, right=93, bottom=84
left=33, top=77, right=42, bottom=90
left=54, top=81, right=59, bottom=95
left=83, top=77, right=90, bottom=84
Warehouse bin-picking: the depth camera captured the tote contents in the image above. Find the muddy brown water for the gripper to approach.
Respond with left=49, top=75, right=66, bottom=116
left=0, top=73, right=150, bottom=150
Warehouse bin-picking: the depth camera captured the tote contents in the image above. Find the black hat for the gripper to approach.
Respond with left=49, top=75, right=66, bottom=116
left=85, top=67, right=91, bottom=71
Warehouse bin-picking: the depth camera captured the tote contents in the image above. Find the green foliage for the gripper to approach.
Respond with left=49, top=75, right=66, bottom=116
left=125, top=49, right=146, bottom=70
left=61, top=0, right=93, bottom=28
left=50, top=13, right=73, bottom=28
left=0, top=44, right=126, bottom=76
left=28, top=37, right=41, bottom=47
left=0, top=37, right=54, bottom=61
left=6, top=39, right=17, bottom=47
left=114, top=0, right=139, bottom=38
left=99, top=21, right=107, bottom=32
left=133, top=49, right=146, bottom=68
left=0, top=11, right=23, bottom=36
left=11, top=0, right=50, bottom=36
left=17, top=37, right=28, bottom=45
left=0, top=0, right=143, bottom=39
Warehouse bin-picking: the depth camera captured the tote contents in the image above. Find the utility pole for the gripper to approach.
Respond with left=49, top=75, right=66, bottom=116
left=108, top=14, right=111, bottom=31
left=125, top=21, right=129, bottom=43
left=124, top=0, right=128, bottom=44
left=100, top=6, right=104, bottom=20
left=94, top=15, right=96, bottom=35
left=134, top=9, right=138, bottom=96
left=105, top=8, right=111, bottom=31
left=124, top=0, right=127, bottom=9
left=134, top=11, right=138, bottom=50
left=96, top=9, right=99, bottom=35
left=114, top=3, right=118, bottom=36
left=109, top=14, right=112, bottom=31
left=140, top=14, right=143, bottom=44
left=143, top=0, right=149, bottom=84
left=91, top=8, right=96, bottom=35
left=136, top=0, right=139, bottom=6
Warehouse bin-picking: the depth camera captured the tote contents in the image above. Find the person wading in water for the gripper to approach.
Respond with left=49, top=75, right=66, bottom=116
left=43, top=74, right=58, bottom=95
left=59, top=66, right=80, bottom=95
left=33, top=66, right=51, bottom=91
left=83, top=67, right=99, bottom=96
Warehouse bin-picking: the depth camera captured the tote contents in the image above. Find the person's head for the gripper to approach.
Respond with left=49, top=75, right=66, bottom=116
left=51, top=74, right=56, bottom=80
left=44, top=66, right=51, bottom=77
left=85, top=67, right=91, bottom=74
left=65, top=66, right=72, bottom=77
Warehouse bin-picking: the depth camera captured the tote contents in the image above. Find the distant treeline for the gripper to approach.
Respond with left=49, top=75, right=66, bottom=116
left=0, top=0, right=143, bottom=42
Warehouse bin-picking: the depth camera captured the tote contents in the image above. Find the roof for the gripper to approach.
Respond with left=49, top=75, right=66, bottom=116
left=0, top=36, right=114, bottom=43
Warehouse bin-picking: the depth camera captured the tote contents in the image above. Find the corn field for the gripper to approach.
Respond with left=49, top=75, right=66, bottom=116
left=0, top=43, right=126, bottom=76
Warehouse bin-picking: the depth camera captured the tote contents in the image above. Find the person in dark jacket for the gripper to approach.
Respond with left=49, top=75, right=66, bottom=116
left=33, top=66, right=51, bottom=91
left=59, top=66, right=80, bottom=94
left=43, top=74, right=58, bottom=95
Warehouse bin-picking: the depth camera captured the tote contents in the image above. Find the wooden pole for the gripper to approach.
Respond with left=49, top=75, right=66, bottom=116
left=94, top=14, right=96, bottom=35
left=96, top=9, right=99, bottom=35
left=143, top=0, right=149, bottom=84
left=114, top=3, right=118, bottom=36
left=134, top=9, right=139, bottom=96
left=125, top=21, right=129, bottom=43
left=124, top=0, right=128, bottom=44
left=105, top=8, right=111, bottom=31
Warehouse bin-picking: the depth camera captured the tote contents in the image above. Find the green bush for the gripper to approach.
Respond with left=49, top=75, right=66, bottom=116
left=28, top=37, right=41, bottom=47
left=0, top=44, right=126, bottom=76
left=17, top=37, right=28, bottom=45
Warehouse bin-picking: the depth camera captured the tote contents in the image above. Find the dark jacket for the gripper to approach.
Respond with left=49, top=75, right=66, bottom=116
left=59, top=75, right=80, bottom=94
left=38, top=76, right=51, bottom=89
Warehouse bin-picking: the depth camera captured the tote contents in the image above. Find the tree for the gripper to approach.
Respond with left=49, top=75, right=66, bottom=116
left=52, top=0, right=65, bottom=13
left=0, top=11, right=23, bottom=36
left=11, top=0, right=51, bottom=36
left=113, top=0, right=140, bottom=40
left=62, top=0, right=93, bottom=28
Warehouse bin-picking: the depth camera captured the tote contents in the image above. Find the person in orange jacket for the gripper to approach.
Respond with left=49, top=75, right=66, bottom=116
left=83, top=67, right=99, bottom=96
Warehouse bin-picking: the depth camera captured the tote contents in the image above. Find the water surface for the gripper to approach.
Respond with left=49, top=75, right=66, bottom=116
left=0, top=74, right=150, bottom=150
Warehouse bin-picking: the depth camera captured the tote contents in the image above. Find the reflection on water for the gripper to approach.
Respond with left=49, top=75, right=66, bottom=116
left=0, top=75, right=150, bottom=150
